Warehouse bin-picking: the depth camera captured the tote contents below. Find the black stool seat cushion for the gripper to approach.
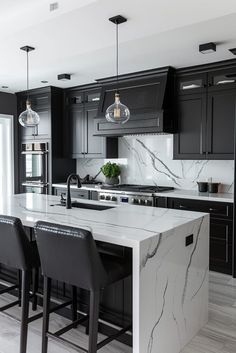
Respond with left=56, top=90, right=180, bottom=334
left=35, top=221, right=131, bottom=291
left=100, top=253, right=131, bottom=285
left=0, top=215, right=40, bottom=271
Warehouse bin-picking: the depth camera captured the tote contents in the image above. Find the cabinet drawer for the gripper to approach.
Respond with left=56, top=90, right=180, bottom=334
left=168, top=198, right=233, bottom=219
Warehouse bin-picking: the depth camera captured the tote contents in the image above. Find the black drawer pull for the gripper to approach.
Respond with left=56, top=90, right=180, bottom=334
left=209, top=208, right=218, bottom=212
left=186, top=234, right=194, bottom=247
left=179, top=205, right=186, bottom=209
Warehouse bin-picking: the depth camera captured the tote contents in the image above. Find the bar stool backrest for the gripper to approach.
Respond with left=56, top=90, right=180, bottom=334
left=35, top=221, right=108, bottom=291
left=0, top=215, right=33, bottom=270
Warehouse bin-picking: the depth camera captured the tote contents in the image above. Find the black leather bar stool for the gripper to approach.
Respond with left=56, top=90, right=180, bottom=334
left=0, top=215, right=41, bottom=353
left=35, top=221, right=132, bottom=353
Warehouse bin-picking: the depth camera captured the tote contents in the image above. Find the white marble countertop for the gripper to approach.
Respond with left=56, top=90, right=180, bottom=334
left=1, top=193, right=206, bottom=248
left=154, top=189, right=234, bottom=203
left=52, top=183, right=234, bottom=203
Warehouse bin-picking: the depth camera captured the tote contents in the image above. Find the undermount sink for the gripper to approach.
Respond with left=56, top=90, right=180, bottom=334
left=51, top=201, right=114, bottom=211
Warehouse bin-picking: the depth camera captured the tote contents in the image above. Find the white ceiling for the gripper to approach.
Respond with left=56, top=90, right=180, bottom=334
left=1, top=0, right=236, bottom=92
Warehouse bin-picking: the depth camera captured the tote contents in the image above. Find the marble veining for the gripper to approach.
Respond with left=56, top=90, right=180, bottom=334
left=76, top=135, right=234, bottom=193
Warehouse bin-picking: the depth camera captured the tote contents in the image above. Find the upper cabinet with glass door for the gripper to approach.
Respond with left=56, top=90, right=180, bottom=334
left=208, top=68, right=236, bottom=91
left=66, top=88, right=101, bottom=106
left=177, top=73, right=207, bottom=95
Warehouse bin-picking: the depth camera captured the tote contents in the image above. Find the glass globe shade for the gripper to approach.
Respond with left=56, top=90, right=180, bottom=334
left=19, top=101, right=40, bottom=127
left=105, top=93, right=130, bottom=124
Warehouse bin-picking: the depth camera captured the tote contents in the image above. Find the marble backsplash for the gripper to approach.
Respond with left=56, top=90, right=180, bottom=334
left=76, top=135, right=234, bottom=193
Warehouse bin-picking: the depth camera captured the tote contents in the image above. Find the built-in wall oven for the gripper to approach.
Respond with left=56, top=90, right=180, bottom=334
left=21, top=142, right=49, bottom=194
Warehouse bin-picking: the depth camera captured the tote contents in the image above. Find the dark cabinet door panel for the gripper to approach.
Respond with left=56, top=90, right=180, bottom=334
left=207, top=89, right=235, bottom=159
left=85, top=106, right=106, bottom=156
left=69, top=106, right=84, bottom=157
left=174, top=93, right=206, bottom=159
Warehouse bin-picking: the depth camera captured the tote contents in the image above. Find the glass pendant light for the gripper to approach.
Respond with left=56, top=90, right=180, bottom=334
left=106, top=16, right=130, bottom=124
left=18, top=46, right=40, bottom=129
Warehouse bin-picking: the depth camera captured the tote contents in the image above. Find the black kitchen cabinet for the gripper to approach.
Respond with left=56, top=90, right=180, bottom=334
left=17, top=87, right=76, bottom=195
left=174, top=65, right=236, bottom=160
left=65, top=86, right=118, bottom=159
left=206, top=89, right=235, bottom=159
left=17, top=90, right=52, bottom=140
left=167, top=197, right=233, bottom=274
left=174, top=92, right=207, bottom=159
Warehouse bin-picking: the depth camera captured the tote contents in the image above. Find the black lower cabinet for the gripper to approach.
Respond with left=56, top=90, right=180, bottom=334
left=166, top=197, right=233, bottom=274
left=209, top=219, right=232, bottom=274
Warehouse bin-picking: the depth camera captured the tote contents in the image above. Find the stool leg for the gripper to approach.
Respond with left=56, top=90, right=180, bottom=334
left=88, top=290, right=99, bottom=353
left=18, top=270, right=22, bottom=308
left=72, top=286, right=77, bottom=323
left=20, top=270, right=30, bottom=353
left=42, top=277, right=51, bottom=353
left=32, top=268, right=39, bottom=311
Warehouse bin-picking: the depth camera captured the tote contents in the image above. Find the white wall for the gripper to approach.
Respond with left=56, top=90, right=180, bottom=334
left=0, top=115, right=14, bottom=203
left=77, top=135, right=234, bottom=193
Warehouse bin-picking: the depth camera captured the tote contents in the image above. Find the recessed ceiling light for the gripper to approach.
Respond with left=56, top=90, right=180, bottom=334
left=57, top=73, right=71, bottom=81
left=229, top=48, right=236, bottom=55
left=199, top=42, right=216, bottom=54
left=50, top=2, right=59, bottom=12
left=2, top=86, right=8, bottom=89
left=41, top=80, right=48, bottom=84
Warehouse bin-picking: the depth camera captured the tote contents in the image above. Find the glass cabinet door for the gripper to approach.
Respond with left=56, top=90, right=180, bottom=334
left=84, top=90, right=101, bottom=104
left=208, top=68, right=236, bottom=90
left=177, top=73, right=207, bottom=94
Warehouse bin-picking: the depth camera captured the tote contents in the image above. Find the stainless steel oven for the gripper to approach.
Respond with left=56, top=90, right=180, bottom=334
left=21, top=142, right=49, bottom=194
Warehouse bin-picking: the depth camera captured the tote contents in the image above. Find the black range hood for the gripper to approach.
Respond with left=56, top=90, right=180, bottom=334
left=94, top=67, right=176, bottom=136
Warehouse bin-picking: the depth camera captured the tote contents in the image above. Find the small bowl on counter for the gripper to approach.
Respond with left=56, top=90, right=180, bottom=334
left=197, top=182, right=208, bottom=193
left=208, top=182, right=220, bottom=193
left=197, top=181, right=221, bottom=193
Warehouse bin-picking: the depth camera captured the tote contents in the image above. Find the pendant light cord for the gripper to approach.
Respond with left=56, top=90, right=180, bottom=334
left=116, top=21, right=119, bottom=93
left=27, top=49, right=29, bottom=101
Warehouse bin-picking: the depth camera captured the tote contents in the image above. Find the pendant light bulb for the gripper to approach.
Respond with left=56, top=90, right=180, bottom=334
left=19, top=100, right=40, bottom=127
left=106, top=93, right=130, bottom=124
left=18, top=46, right=40, bottom=128
left=106, top=15, right=130, bottom=124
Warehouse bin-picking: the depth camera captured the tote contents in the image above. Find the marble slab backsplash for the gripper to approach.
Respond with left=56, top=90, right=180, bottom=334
left=76, top=135, right=234, bottom=193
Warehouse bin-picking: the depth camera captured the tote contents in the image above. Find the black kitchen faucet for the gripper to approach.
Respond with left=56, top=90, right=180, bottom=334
left=66, top=174, right=82, bottom=209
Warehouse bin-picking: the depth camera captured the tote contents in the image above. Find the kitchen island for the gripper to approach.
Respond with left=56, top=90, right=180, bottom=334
left=0, top=193, right=209, bottom=353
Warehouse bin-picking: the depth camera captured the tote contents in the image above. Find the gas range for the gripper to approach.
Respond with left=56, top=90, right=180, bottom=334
left=98, top=184, right=174, bottom=207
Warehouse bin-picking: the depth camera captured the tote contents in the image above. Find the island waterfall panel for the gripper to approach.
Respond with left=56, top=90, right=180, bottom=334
left=133, top=214, right=209, bottom=353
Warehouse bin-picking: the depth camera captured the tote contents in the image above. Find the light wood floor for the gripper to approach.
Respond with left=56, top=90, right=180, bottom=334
left=0, top=272, right=235, bottom=352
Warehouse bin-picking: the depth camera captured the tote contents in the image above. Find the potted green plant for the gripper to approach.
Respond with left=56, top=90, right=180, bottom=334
left=101, top=162, right=121, bottom=185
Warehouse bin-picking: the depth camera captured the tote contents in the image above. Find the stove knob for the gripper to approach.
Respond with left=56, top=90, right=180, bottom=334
left=140, top=199, right=146, bottom=205
left=100, top=195, right=105, bottom=200
left=132, top=198, right=138, bottom=204
left=111, top=196, right=117, bottom=202
left=105, top=195, right=111, bottom=201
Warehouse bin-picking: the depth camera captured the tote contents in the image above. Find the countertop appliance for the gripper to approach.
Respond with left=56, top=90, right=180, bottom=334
left=98, top=184, right=174, bottom=206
